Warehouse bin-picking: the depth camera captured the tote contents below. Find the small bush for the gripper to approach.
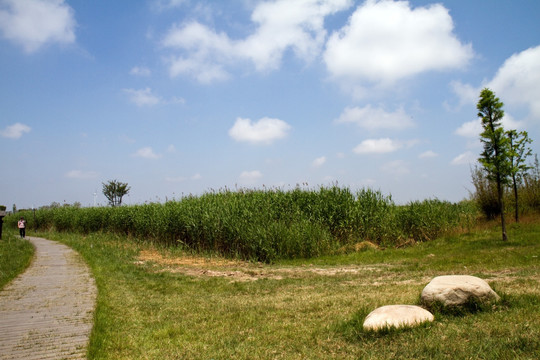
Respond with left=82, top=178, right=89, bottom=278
left=470, top=166, right=500, bottom=219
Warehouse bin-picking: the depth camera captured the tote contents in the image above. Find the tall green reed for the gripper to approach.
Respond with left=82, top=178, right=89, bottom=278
left=5, top=186, right=478, bottom=262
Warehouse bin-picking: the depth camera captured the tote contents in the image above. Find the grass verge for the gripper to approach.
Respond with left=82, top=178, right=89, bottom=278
left=0, top=230, right=34, bottom=290
left=38, top=220, right=539, bottom=359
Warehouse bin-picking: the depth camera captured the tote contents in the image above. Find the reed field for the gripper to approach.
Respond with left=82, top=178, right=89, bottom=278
left=6, top=186, right=477, bottom=262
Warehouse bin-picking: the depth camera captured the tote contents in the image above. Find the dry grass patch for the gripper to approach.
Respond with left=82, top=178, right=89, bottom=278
left=135, top=248, right=433, bottom=287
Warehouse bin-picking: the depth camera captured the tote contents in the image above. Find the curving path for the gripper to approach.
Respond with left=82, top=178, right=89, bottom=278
left=0, top=236, right=97, bottom=360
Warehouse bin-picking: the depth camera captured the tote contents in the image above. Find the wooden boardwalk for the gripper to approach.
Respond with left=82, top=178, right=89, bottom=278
left=0, top=236, right=97, bottom=360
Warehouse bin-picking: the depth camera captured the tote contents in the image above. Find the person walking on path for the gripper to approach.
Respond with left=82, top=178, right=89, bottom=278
left=17, top=217, right=26, bottom=238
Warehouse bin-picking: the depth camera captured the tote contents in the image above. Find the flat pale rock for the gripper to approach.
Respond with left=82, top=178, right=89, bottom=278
left=363, top=305, right=434, bottom=331
left=421, top=275, right=500, bottom=307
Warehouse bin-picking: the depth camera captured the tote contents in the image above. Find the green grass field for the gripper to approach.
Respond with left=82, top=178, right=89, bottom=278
left=0, top=230, right=34, bottom=290
left=28, top=219, right=538, bottom=359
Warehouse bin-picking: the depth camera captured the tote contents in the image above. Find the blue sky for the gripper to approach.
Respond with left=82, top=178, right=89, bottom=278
left=1, top=0, right=539, bottom=208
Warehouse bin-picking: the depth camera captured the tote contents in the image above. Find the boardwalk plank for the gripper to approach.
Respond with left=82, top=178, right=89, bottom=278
left=0, top=236, right=97, bottom=360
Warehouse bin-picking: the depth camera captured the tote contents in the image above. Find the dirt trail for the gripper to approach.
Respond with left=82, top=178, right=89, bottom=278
left=0, top=236, right=97, bottom=360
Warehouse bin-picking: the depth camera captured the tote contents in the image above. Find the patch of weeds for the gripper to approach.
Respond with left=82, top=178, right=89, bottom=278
left=0, top=233, right=34, bottom=289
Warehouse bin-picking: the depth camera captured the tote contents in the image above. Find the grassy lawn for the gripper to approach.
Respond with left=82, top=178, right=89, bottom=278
left=0, top=230, right=34, bottom=290
left=38, top=220, right=539, bottom=359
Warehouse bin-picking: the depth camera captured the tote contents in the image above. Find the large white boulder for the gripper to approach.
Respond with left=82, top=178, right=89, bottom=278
left=363, top=305, right=434, bottom=331
left=421, top=275, right=500, bottom=307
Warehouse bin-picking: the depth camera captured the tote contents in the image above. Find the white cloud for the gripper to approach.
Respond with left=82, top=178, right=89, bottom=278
left=488, top=45, right=540, bottom=119
left=229, top=117, right=291, bottom=145
left=353, top=138, right=410, bottom=154
left=130, top=66, right=151, bottom=76
left=239, top=170, right=263, bottom=185
left=162, top=21, right=233, bottom=82
left=335, top=105, right=414, bottom=130
left=1, top=122, right=31, bottom=139
left=451, top=45, right=540, bottom=124
left=161, top=0, right=352, bottom=83
left=451, top=151, right=476, bottom=166
left=0, top=0, right=76, bottom=53
left=124, top=88, right=161, bottom=107
left=455, top=119, right=481, bottom=138
left=236, top=0, right=352, bottom=71
left=324, top=0, right=473, bottom=86
left=449, top=80, right=479, bottom=108
left=65, top=170, right=98, bottom=179
left=312, top=156, right=326, bottom=168
left=133, top=147, right=161, bottom=159
left=500, top=113, right=525, bottom=130
left=455, top=113, right=523, bottom=139
left=419, top=150, right=438, bottom=159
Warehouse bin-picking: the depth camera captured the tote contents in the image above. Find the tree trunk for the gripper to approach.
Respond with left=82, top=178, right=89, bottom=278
left=512, top=173, right=519, bottom=223
left=497, top=178, right=508, bottom=241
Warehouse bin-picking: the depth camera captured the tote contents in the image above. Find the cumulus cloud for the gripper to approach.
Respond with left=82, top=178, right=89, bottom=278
left=229, top=117, right=291, bottom=145
left=324, top=0, right=473, bottom=86
left=353, top=138, right=417, bottom=154
left=65, top=170, right=98, bottom=179
left=451, top=151, right=476, bottom=166
left=0, top=0, right=76, bottom=53
left=161, top=0, right=352, bottom=82
left=335, top=105, right=414, bottom=130
left=354, top=138, right=399, bottom=154
left=162, top=21, right=233, bottom=83
left=455, top=113, right=523, bottom=139
left=449, top=80, right=480, bottom=108
left=236, top=0, right=352, bottom=71
left=452, top=45, right=540, bottom=128
left=1, top=122, right=31, bottom=139
left=488, top=45, right=540, bottom=119
left=133, top=147, right=161, bottom=159
left=455, top=119, right=482, bottom=138
left=239, top=170, right=263, bottom=185
left=312, top=156, right=327, bottom=168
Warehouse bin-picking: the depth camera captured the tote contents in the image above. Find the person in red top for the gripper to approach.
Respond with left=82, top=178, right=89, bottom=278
left=18, top=217, right=26, bottom=238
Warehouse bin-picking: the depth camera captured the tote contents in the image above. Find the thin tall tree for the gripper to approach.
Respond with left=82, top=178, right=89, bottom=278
left=477, top=88, right=511, bottom=241
left=507, top=130, right=533, bottom=222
